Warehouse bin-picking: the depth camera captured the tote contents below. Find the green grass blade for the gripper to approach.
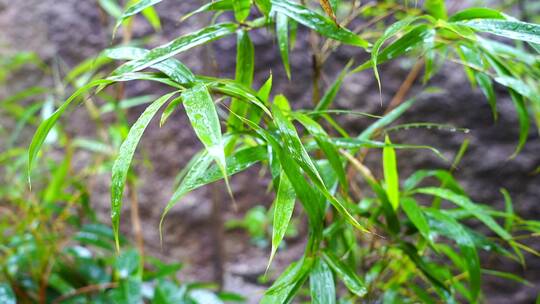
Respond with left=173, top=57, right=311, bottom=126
left=111, top=91, right=177, bottom=250
left=401, top=197, right=431, bottom=242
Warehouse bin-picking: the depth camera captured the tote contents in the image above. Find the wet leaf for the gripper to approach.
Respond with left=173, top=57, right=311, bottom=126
left=462, top=19, right=540, bottom=44
left=114, top=23, right=238, bottom=75
left=271, top=0, right=368, bottom=48
left=268, top=171, right=296, bottom=269
left=111, top=92, right=177, bottom=249
left=233, top=0, right=252, bottom=22
left=310, top=258, right=336, bottom=304
left=383, top=135, right=399, bottom=210
left=323, top=251, right=367, bottom=297
left=276, top=13, right=291, bottom=79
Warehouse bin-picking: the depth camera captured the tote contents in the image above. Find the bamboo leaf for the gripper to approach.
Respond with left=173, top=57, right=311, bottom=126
left=262, top=258, right=314, bottom=303
left=309, top=258, right=336, bottom=304
left=462, top=19, right=540, bottom=44
left=181, top=0, right=233, bottom=22
left=314, top=60, right=352, bottom=111
left=271, top=0, right=368, bottom=48
left=233, top=0, right=252, bottom=22
left=28, top=79, right=113, bottom=183
left=268, top=171, right=296, bottom=269
left=383, top=135, right=399, bottom=210
left=449, top=8, right=505, bottom=22
left=104, top=46, right=195, bottom=84
left=417, top=188, right=512, bottom=240
left=295, top=113, right=347, bottom=191
left=182, top=83, right=229, bottom=199
left=111, top=92, right=177, bottom=249
left=425, top=209, right=481, bottom=301
left=160, top=96, right=183, bottom=127
left=323, top=251, right=367, bottom=297
left=160, top=146, right=267, bottom=238
left=228, top=29, right=255, bottom=131
left=424, top=0, right=447, bottom=20
left=114, top=23, right=238, bottom=75
left=114, top=0, right=163, bottom=33
left=402, top=197, right=431, bottom=242
left=276, top=13, right=291, bottom=79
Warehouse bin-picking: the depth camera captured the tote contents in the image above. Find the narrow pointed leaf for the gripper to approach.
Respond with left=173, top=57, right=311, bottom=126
left=28, top=79, right=113, bottom=181
left=416, top=188, right=512, bottom=240
left=104, top=46, right=195, bottom=84
left=182, top=83, right=228, bottom=194
left=111, top=91, right=177, bottom=249
left=310, top=258, right=336, bottom=304
left=425, top=209, right=480, bottom=301
left=462, top=19, right=540, bottom=44
left=181, top=0, right=233, bottom=22
left=323, top=251, right=367, bottom=297
left=228, top=30, right=255, bottom=131
left=271, top=0, right=368, bottom=48
left=276, top=13, right=291, bottom=79
left=114, top=23, right=238, bottom=75
left=115, top=0, right=163, bottom=32
left=449, top=8, right=505, bottom=22
left=401, top=197, right=431, bottom=242
left=160, top=96, right=183, bottom=127
left=383, top=135, right=399, bottom=210
left=424, top=0, right=447, bottom=19
left=269, top=171, right=296, bottom=269
left=233, top=0, right=252, bottom=22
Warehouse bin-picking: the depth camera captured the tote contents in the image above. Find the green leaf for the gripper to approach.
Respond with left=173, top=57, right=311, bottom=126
left=371, top=17, right=418, bottom=100
left=357, top=98, right=418, bottom=141
left=262, top=257, right=315, bottom=303
left=0, top=284, right=16, bottom=304
left=160, top=146, right=267, bottom=237
left=475, top=72, right=497, bottom=120
left=424, top=0, right=447, bottom=20
left=271, top=0, right=368, bottom=48
left=295, top=113, right=347, bottom=191
left=28, top=79, right=113, bottom=183
left=416, top=188, right=512, bottom=241
left=233, top=0, right=252, bottom=22
left=115, top=0, right=163, bottom=32
left=99, top=0, right=122, bottom=18
left=272, top=104, right=367, bottom=233
left=254, top=0, right=271, bottom=16
left=182, top=83, right=229, bottom=194
left=111, top=91, right=177, bottom=249
left=500, top=188, right=514, bottom=232
left=353, top=25, right=434, bottom=73
left=228, top=29, right=255, bottom=131
left=268, top=171, right=296, bottom=269
left=323, top=251, right=367, bottom=297
left=315, top=60, right=352, bottom=111
left=114, top=23, right=238, bottom=75
left=401, top=197, right=431, bottom=242
left=104, top=46, right=195, bottom=84
left=276, top=13, right=291, bottom=79
left=383, top=135, right=399, bottom=210
left=141, top=5, right=161, bottom=31
left=462, top=19, right=540, bottom=44
left=160, top=96, right=183, bottom=127
left=310, top=258, right=336, bottom=304
left=425, top=209, right=480, bottom=301
left=108, top=278, right=142, bottom=303
left=449, top=8, right=505, bottom=22
left=181, top=0, right=233, bottom=21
